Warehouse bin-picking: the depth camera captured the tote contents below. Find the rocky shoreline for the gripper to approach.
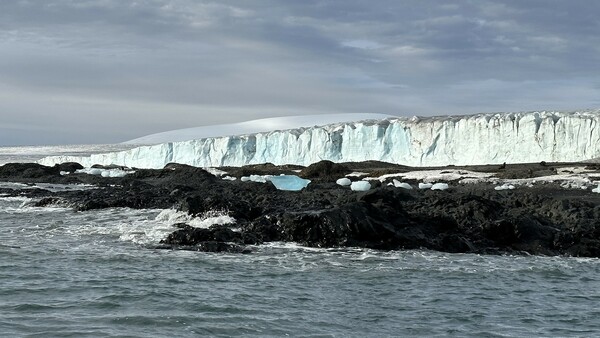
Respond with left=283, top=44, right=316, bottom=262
left=1, top=160, right=600, bottom=257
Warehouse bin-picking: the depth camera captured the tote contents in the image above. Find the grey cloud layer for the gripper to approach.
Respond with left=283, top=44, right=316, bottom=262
left=1, top=0, right=599, bottom=145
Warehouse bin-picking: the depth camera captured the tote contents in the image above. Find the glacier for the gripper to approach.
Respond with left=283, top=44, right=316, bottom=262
left=38, top=110, right=600, bottom=168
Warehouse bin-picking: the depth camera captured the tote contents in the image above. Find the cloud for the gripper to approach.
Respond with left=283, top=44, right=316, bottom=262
left=0, top=0, right=599, bottom=145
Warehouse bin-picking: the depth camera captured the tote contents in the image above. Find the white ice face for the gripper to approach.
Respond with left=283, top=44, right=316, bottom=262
left=38, top=110, right=600, bottom=169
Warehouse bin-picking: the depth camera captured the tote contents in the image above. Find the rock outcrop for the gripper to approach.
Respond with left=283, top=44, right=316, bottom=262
left=2, top=160, right=599, bottom=256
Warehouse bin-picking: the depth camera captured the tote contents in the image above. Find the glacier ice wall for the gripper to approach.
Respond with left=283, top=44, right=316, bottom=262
left=38, top=111, right=600, bottom=168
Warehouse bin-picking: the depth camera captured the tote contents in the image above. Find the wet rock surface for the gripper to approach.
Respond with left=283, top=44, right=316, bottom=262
left=2, top=161, right=600, bottom=256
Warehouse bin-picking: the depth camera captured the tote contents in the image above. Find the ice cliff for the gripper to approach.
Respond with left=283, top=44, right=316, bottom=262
left=38, top=110, right=600, bottom=168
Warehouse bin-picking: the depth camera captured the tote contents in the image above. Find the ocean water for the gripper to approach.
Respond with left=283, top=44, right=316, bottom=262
left=1, top=196, right=599, bottom=337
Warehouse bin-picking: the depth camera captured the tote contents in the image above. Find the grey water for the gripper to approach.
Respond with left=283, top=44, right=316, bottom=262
left=1, top=197, right=599, bottom=337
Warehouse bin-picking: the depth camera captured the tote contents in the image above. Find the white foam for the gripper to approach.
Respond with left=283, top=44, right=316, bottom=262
left=0, top=182, right=30, bottom=190
left=155, top=209, right=235, bottom=229
left=0, top=181, right=95, bottom=192
left=189, top=214, right=235, bottom=228
left=155, top=209, right=196, bottom=224
left=75, top=208, right=236, bottom=245
left=64, top=208, right=172, bottom=245
left=0, top=196, right=32, bottom=202
left=34, top=183, right=97, bottom=192
left=1, top=204, right=70, bottom=214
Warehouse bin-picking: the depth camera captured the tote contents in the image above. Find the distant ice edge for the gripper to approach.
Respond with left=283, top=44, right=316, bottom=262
left=38, top=110, right=600, bottom=168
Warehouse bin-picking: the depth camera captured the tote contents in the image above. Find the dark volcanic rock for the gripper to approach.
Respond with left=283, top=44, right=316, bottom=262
left=130, top=164, right=217, bottom=189
left=0, top=163, right=60, bottom=179
left=178, top=194, right=263, bottom=221
left=276, top=201, right=411, bottom=249
left=3, top=160, right=600, bottom=257
left=159, top=224, right=249, bottom=253
left=56, top=162, right=84, bottom=173
left=161, top=224, right=242, bottom=244
left=72, top=182, right=175, bottom=211
left=220, top=163, right=304, bottom=178
left=90, top=164, right=129, bottom=169
left=299, top=160, right=351, bottom=181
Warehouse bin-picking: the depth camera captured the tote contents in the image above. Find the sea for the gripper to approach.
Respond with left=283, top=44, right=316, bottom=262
left=1, top=146, right=599, bottom=337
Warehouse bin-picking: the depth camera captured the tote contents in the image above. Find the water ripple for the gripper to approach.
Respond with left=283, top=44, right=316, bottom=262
left=1, top=201, right=600, bottom=336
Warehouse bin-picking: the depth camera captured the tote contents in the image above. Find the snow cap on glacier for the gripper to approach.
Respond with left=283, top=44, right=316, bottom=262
left=125, top=113, right=395, bottom=145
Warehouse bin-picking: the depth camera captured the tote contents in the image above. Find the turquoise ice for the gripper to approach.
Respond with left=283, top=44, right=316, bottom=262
left=269, top=175, right=311, bottom=191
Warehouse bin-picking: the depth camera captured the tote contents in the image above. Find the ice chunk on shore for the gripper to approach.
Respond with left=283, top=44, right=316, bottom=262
left=592, top=184, right=600, bottom=193
left=495, top=184, right=516, bottom=191
left=351, top=181, right=371, bottom=191
left=336, top=178, right=352, bottom=186
left=76, top=168, right=134, bottom=177
left=204, top=167, right=228, bottom=176
left=419, top=183, right=433, bottom=189
left=240, top=175, right=271, bottom=183
left=431, top=183, right=449, bottom=191
left=269, top=175, right=311, bottom=191
left=392, top=179, right=412, bottom=189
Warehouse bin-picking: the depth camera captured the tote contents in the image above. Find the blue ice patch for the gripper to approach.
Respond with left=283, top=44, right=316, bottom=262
left=269, top=175, right=311, bottom=191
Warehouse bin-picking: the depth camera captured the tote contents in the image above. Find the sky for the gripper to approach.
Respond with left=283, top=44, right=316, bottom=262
left=1, top=0, right=600, bottom=145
